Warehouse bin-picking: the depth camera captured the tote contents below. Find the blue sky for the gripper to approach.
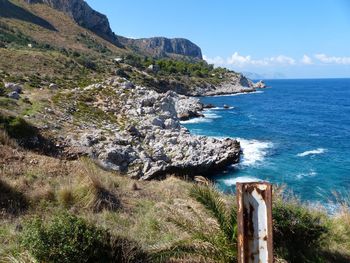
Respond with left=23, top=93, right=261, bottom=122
left=86, top=0, right=350, bottom=78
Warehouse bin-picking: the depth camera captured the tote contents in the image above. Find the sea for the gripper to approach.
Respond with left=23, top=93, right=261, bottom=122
left=182, top=79, right=350, bottom=206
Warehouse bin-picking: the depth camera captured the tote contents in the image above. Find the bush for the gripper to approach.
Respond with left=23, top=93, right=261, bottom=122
left=76, top=56, right=97, bottom=71
left=0, top=179, right=28, bottom=216
left=0, top=115, right=36, bottom=140
left=273, top=201, right=329, bottom=262
left=21, top=213, right=150, bottom=263
left=109, top=236, right=150, bottom=263
left=21, top=213, right=110, bottom=263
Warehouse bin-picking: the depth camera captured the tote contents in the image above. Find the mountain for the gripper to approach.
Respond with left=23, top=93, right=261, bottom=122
left=242, top=71, right=287, bottom=80
left=25, top=0, right=123, bottom=47
left=23, top=0, right=202, bottom=59
left=118, top=36, right=203, bottom=60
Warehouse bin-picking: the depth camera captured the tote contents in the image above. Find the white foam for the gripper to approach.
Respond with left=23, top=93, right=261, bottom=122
left=295, top=169, right=317, bottom=180
left=221, top=176, right=263, bottom=186
left=237, top=138, right=273, bottom=166
left=210, top=106, right=235, bottom=110
left=211, top=90, right=264, bottom=97
left=203, top=111, right=221, bottom=119
left=180, top=111, right=221, bottom=124
left=180, top=118, right=212, bottom=124
left=297, top=148, right=327, bottom=157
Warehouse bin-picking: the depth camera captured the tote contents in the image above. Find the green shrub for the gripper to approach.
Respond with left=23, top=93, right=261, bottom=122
left=109, top=236, right=150, bottom=263
left=21, top=213, right=110, bottom=263
left=0, top=115, right=36, bottom=140
left=273, top=200, right=329, bottom=262
left=21, top=213, right=150, bottom=263
left=76, top=56, right=97, bottom=71
left=0, top=179, right=28, bottom=216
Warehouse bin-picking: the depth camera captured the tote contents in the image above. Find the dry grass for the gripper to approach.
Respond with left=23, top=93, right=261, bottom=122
left=56, top=186, right=74, bottom=208
left=0, top=252, right=37, bottom=263
left=73, top=174, right=120, bottom=213
left=0, top=140, right=349, bottom=261
left=0, top=130, right=18, bottom=148
left=0, top=178, right=28, bottom=218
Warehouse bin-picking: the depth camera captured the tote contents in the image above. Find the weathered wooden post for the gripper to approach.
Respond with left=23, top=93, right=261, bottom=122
left=236, top=182, right=273, bottom=263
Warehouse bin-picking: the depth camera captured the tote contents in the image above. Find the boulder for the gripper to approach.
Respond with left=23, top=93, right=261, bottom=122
left=5, top=83, right=22, bottom=93
left=151, top=117, right=164, bottom=128
left=254, top=80, right=266, bottom=89
left=8, top=91, right=20, bottom=100
left=121, top=81, right=135, bottom=89
left=164, top=118, right=179, bottom=129
left=203, top=103, right=215, bottom=109
left=49, top=83, right=59, bottom=89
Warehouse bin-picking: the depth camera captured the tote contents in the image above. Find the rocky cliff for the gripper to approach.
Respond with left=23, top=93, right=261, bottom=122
left=25, top=0, right=122, bottom=47
left=118, top=36, right=203, bottom=60
left=25, top=0, right=203, bottom=59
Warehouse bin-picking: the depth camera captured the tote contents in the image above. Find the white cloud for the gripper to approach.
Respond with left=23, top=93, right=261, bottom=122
left=226, top=52, right=268, bottom=66
left=204, top=52, right=296, bottom=67
left=270, top=55, right=296, bottom=65
left=314, top=54, right=350, bottom=65
left=204, top=52, right=350, bottom=68
left=203, top=55, right=225, bottom=65
left=301, top=55, right=313, bottom=64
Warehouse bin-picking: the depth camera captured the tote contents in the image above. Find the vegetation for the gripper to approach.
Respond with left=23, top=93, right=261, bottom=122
left=150, top=181, right=350, bottom=263
left=273, top=199, right=329, bottom=262
left=21, top=213, right=111, bottom=263
left=0, top=132, right=350, bottom=262
left=0, top=114, right=37, bottom=141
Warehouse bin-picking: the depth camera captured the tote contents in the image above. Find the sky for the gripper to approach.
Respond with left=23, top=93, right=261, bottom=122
left=86, top=0, right=350, bottom=78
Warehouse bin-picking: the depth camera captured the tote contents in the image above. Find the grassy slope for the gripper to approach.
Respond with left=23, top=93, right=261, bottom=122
left=0, top=135, right=349, bottom=262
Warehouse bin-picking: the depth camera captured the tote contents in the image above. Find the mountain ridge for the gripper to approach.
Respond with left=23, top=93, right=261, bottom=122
left=24, top=0, right=203, bottom=59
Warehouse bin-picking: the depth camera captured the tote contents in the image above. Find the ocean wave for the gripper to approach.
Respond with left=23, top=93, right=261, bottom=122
left=221, top=176, right=263, bottom=186
left=236, top=138, right=274, bottom=166
left=180, top=118, right=212, bottom=124
left=212, top=90, right=264, bottom=97
left=297, top=148, right=327, bottom=157
left=203, top=111, right=221, bottom=119
left=295, top=169, right=317, bottom=180
left=180, top=111, right=221, bottom=124
left=209, top=106, right=235, bottom=110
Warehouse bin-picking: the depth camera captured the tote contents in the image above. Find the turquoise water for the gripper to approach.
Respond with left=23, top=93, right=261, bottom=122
left=182, top=79, right=350, bottom=204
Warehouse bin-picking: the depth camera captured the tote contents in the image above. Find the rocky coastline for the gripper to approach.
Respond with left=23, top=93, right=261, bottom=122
left=58, top=77, right=249, bottom=180
left=187, top=74, right=266, bottom=97
left=4, top=75, right=265, bottom=181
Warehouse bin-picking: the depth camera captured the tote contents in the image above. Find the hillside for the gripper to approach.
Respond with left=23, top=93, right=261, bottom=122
left=2, top=1, right=349, bottom=263
left=24, top=0, right=203, bottom=60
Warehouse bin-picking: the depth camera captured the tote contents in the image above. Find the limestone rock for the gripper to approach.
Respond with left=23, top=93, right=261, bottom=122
left=5, top=83, right=22, bottom=93
left=8, top=91, right=20, bottom=100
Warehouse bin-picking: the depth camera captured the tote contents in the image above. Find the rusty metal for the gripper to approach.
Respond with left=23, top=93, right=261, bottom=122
left=236, top=182, right=273, bottom=263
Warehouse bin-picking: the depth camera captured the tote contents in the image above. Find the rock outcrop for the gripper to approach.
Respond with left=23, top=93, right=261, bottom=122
left=26, top=0, right=122, bottom=47
left=188, top=73, right=265, bottom=96
left=118, top=36, right=203, bottom=60
left=62, top=78, right=240, bottom=180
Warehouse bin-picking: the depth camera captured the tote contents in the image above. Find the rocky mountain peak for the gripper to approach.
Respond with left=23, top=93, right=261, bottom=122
left=118, top=37, right=203, bottom=60
left=25, top=0, right=122, bottom=47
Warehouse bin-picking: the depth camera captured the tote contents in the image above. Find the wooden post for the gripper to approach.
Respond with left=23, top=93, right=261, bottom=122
left=236, top=182, right=273, bottom=263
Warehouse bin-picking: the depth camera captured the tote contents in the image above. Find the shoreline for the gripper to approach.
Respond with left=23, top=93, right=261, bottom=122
left=61, top=77, right=244, bottom=180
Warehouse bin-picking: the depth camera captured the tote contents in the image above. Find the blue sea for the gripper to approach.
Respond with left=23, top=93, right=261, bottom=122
left=182, top=79, right=350, bottom=205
